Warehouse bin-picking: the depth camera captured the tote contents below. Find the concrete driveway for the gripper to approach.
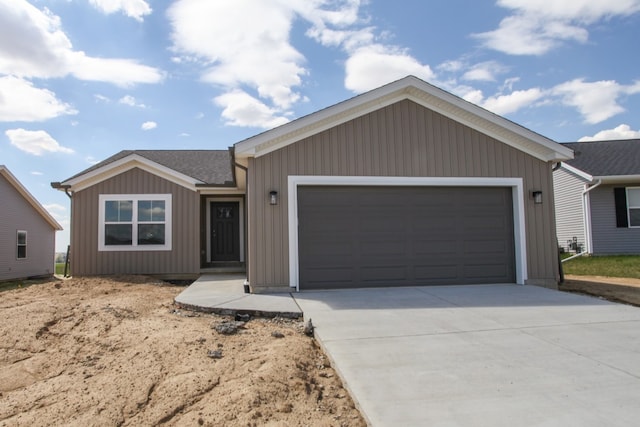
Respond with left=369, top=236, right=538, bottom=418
left=293, top=284, right=640, bottom=427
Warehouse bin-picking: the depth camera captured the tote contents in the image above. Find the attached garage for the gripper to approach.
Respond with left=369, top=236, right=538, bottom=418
left=235, top=76, right=574, bottom=292
left=297, top=185, right=515, bottom=290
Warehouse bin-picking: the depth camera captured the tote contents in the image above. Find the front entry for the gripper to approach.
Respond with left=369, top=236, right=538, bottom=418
left=210, top=201, right=240, bottom=262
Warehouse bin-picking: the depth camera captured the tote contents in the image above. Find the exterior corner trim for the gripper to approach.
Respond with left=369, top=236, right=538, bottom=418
left=287, top=176, right=528, bottom=290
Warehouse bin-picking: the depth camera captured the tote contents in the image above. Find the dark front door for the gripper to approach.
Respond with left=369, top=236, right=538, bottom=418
left=210, top=202, right=240, bottom=262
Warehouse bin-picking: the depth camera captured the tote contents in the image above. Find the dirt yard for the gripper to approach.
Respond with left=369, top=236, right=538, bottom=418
left=0, top=276, right=366, bottom=427
left=561, top=274, right=640, bottom=307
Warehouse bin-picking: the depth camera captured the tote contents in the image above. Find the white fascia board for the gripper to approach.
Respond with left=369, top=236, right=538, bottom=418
left=0, top=166, right=63, bottom=230
left=234, top=75, right=573, bottom=163
left=595, top=175, right=640, bottom=184
left=198, top=187, right=243, bottom=195
left=558, top=163, right=594, bottom=182
left=62, top=154, right=202, bottom=192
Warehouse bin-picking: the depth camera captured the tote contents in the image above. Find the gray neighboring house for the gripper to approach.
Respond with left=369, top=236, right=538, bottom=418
left=553, top=139, right=640, bottom=255
left=1, top=165, right=63, bottom=282
left=53, top=76, right=573, bottom=291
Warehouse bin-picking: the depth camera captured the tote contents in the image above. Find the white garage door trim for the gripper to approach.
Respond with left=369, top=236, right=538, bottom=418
left=288, top=176, right=527, bottom=290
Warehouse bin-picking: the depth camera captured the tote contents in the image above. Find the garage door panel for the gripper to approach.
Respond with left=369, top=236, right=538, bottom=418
left=360, top=266, right=408, bottom=283
left=413, top=264, right=459, bottom=281
left=360, top=239, right=407, bottom=257
left=298, top=186, right=515, bottom=290
left=413, top=240, right=458, bottom=256
left=464, top=263, right=511, bottom=280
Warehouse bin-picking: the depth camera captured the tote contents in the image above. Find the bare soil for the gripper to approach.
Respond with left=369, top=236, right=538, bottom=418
left=0, top=276, right=366, bottom=427
left=561, top=274, right=640, bottom=307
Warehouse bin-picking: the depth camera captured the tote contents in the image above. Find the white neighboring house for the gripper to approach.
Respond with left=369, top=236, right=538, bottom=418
left=553, top=139, right=640, bottom=255
left=0, top=166, right=62, bottom=281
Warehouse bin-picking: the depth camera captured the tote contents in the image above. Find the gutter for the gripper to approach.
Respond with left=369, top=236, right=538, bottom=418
left=51, top=182, right=73, bottom=199
left=581, top=179, right=602, bottom=254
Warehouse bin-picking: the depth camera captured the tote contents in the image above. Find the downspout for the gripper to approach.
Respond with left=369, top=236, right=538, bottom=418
left=229, top=147, right=250, bottom=292
left=581, top=179, right=602, bottom=255
left=51, top=183, right=73, bottom=276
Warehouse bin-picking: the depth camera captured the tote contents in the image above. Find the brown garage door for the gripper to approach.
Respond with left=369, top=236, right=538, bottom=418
left=298, top=186, right=515, bottom=290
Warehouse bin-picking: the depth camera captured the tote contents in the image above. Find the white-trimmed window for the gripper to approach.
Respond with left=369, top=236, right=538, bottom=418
left=628, top=188, right=640, bottom=227
left=17, top=230, right=27, bottom=259
left=98, top=194, right=172, bottom=251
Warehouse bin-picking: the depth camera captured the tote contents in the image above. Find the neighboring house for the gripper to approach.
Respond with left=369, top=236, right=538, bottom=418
left=1, top=165, right=63, bottom=282
left=52, top=76, right=573, bottom=291
left=553, top=139, right=640, bottom=255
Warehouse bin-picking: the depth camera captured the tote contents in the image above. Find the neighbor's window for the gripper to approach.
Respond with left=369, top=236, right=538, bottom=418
left=99, top=194, right=172, bottom=251
left=17, top=230, right=27, bottom=259
left=628, top=188, right=640, bottom=227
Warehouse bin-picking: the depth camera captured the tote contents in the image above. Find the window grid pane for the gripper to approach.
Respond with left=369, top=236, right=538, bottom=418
left=106, top=200, right=133, bottom=222
left=105, top=224, right=133, bottom=245
left=630, top=208, right=640, bottom=227
left=138, top=200, right=165, bottom=222
left=628, top=189, right=640, bottom=208
left=17, top=231, right=27, bottom=259
left=138, top=224, right=165, bottom=245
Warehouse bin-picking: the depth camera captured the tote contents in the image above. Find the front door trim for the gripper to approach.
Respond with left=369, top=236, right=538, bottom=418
left=288, top=176, right=527, bottom=290
left=206, top=197, right=245, bottom=262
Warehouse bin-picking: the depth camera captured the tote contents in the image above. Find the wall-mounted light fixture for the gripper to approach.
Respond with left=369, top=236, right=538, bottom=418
left=532, top=191, right=543, bottom=204
left=269, top=190, right=278, bottom=205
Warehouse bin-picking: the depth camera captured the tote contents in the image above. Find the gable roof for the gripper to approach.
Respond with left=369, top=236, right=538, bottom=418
left=561, top=139, right=640, bottom=180
left=0, top=165, right=63, bottom=231
left=234, top=75, right=574, bottom=162
left=56, top=150, right=235, bottom=191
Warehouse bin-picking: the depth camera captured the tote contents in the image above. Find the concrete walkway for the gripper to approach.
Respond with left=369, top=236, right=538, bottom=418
left=176, top=278, right=640, bottom=426
left=174, top=274, right=302, bottom=318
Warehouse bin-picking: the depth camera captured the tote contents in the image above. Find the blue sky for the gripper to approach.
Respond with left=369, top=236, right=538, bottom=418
left=2, top=0, right=640, bottom=251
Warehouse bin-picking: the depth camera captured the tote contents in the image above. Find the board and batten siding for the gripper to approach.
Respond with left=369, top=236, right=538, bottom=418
left=553, top=167, right=587, bottom=252
left=0, top=175, right=56, bottom=281
left=247, top=99, right=559, bottom=290
left=590, top=184, right=640, bottom=254
left=71, top=168, right=199, bottom=276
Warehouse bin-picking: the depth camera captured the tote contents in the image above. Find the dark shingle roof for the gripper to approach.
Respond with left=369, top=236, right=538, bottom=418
left=563, top=139, right=640, bottom=177
left=64, top=150, right=234, bottom=185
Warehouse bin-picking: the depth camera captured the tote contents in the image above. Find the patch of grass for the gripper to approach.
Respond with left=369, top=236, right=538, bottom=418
left=55, top=263, right=66, bottom=275
left=562, top=255, right=640, bottom=279
left=0, top=278, right=50, bottom=293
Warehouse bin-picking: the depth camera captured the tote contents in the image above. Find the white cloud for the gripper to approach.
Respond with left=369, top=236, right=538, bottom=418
left=578, top=124, right=640, bottom=141
left=475, top=0, right=640, bottom=55
left=460, top=89, right=485, bottom=105
left=141, top=121, right=157, bottom=130
left=344, top=45, right=435, bottom=93
left=44, top=203, right=66, bottom=213
left=94, top=94, right=111, bottom=103
left=0, top=76, right=77, bottom=122
left=462, top=61, right=508, bottom=82
left=168, top=0, right=305, bottom=111
left=552, top=79, right=639, bottom=124
left=0, top=0, right=163, bottom=86
left=214, top=90, right=289, bottom=128
left=481, top=88, right=544, bottom=115
left=88, top=0, right=152, bottom=22
left=119, top=95, right=146, bottom=108
left=31, top=171, right=43, bottom=176
left=168, top=0, right=434, bottom=127
left=5, top=128, right=74, bottom=155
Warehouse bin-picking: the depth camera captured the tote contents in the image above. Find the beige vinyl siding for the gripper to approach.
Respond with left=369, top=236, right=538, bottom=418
left=247, top=99, right=559, bottom=290
left=590, top=185, right=640, bottom=254
left=71, top=168, right=199, bottom=276
left=0, top=175, right=56, bottom=281
left=553, top=168, right=587, bottom=252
